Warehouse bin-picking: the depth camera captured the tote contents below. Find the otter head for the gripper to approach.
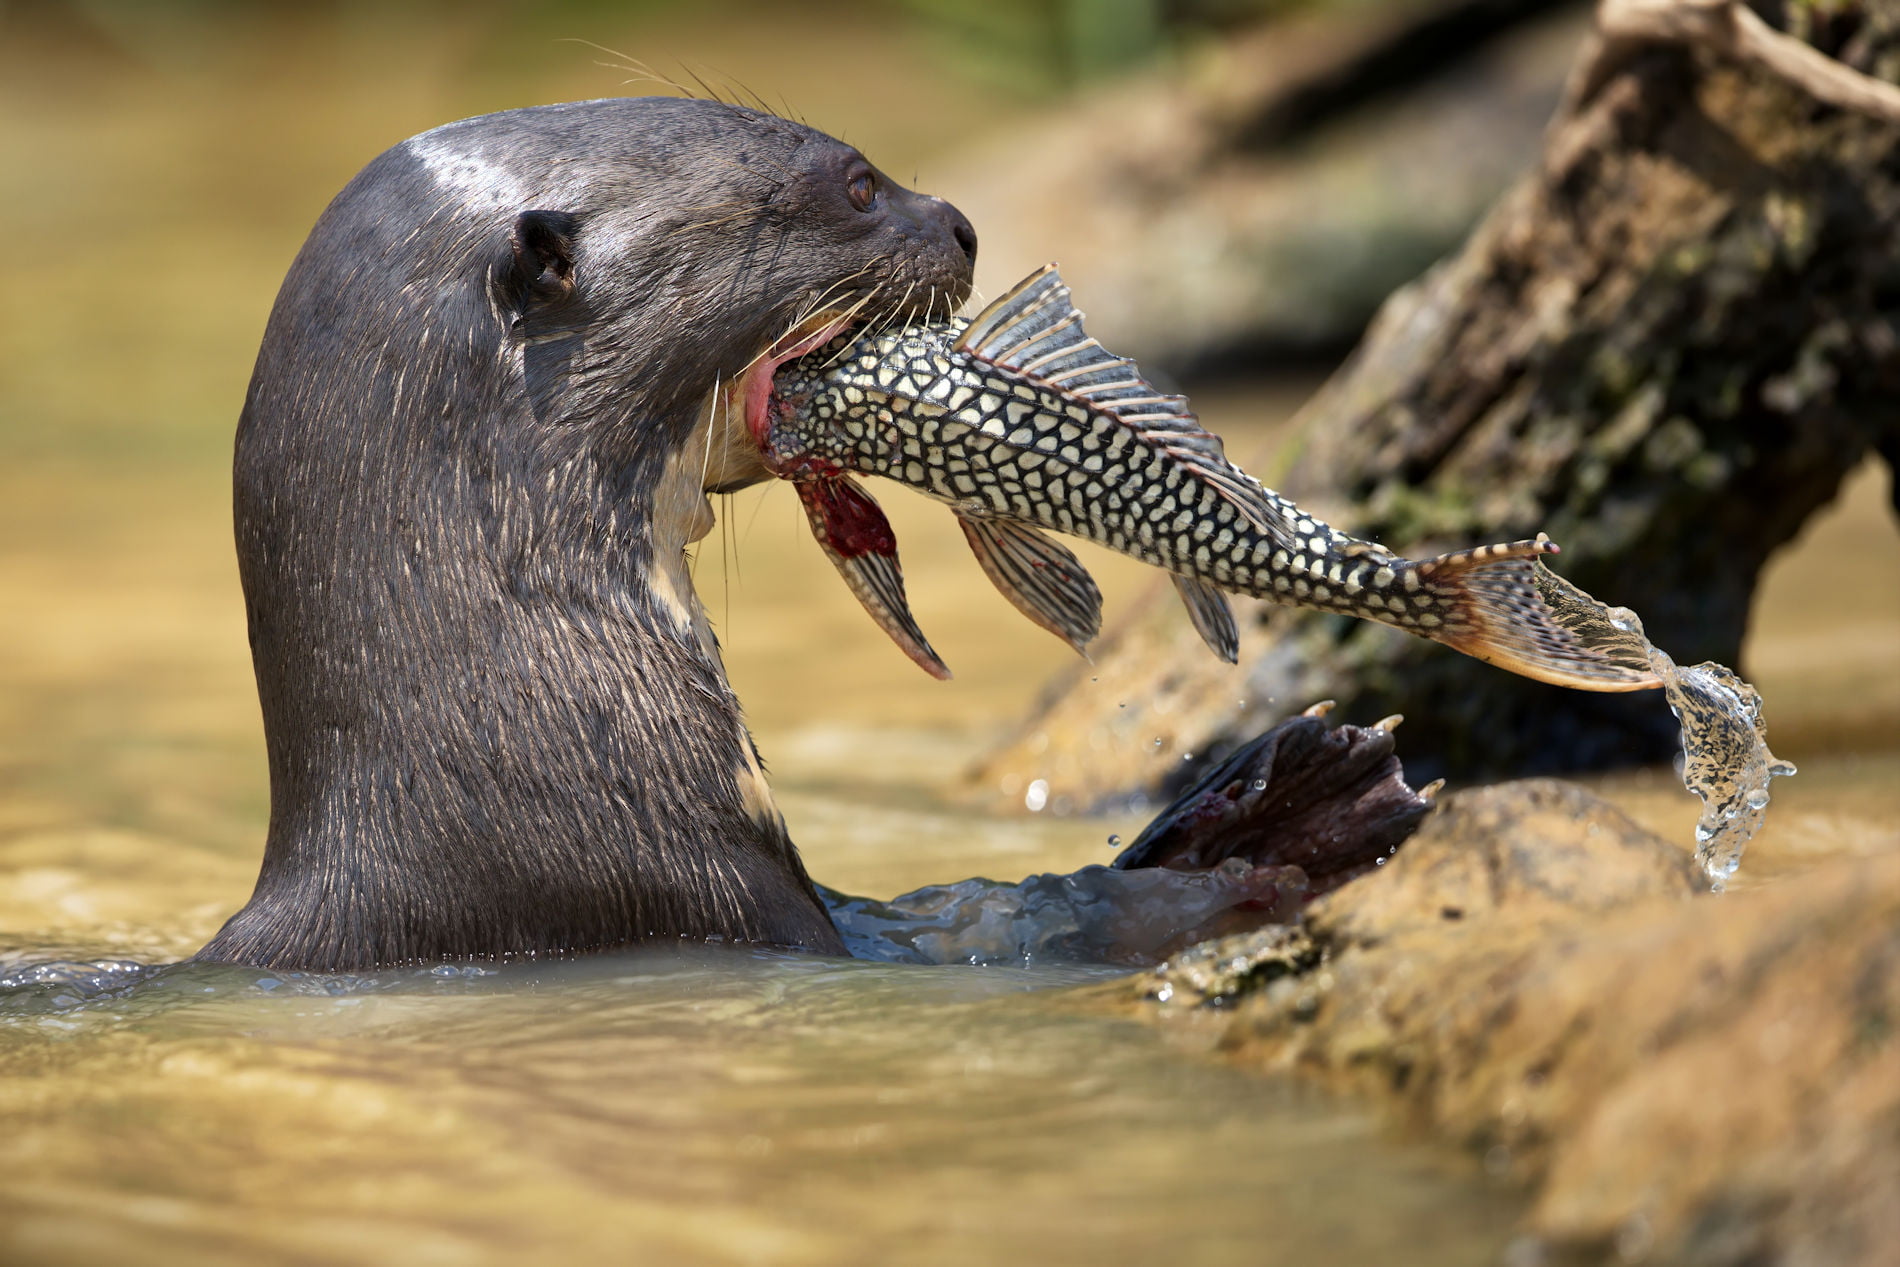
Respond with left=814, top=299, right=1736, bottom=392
left=204, top=98, right=975, bottom=970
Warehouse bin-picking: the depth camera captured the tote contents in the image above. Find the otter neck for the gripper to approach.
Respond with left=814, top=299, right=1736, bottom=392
left=204, top=310, right=839, bottom=969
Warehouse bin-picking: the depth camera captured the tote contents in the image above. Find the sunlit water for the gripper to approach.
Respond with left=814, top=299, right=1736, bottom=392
left=0, top=948, right=1525, bottom=1267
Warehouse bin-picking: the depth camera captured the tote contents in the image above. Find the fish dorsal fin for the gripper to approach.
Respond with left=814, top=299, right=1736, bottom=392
left=955, top=512, right=1102, bottom=656
left=955, top=266, right=1287, bottom=537
left=1170, top=574, right=1239, bottom=664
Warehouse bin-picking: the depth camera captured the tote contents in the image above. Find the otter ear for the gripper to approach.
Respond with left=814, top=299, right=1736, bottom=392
left=506, top=209, right=578, bottom=306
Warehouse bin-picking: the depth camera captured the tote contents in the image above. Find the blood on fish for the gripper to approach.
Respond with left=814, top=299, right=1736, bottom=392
left=794, top=475, right=896, bottom=560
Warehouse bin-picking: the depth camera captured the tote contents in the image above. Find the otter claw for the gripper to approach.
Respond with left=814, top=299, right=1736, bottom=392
left=1301, top=699, right=1337, bottom=718
left=1373, top=713, right=1404, bottom=733
left=1419, top=778, right=1445, bottom=803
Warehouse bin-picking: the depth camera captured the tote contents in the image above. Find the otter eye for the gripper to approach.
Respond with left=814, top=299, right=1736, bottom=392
left=847, top=171, right=876, bottom=212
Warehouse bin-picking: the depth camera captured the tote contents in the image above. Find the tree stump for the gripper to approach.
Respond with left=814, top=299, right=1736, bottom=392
left=970, top=0, right=1900, bottom=807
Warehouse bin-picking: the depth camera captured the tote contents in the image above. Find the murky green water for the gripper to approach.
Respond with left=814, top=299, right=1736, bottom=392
left=3, top=7, right=1897, bottom=1265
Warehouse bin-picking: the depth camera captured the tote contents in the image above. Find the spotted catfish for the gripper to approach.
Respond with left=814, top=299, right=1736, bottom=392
left=756, top=266, right=1659, bottom=693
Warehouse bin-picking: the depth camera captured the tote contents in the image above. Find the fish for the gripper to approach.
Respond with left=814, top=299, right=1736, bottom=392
left=752, top=265, right=1660, bottom=693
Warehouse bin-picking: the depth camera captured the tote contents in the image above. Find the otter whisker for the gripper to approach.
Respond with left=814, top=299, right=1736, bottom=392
left=704, top=67, right=780, bottom=119
left=703, top=151, right=799, bottom=191
left=730, top=280, right=868, bottom=387
left=699, top=369, right=723, bottom=495
left=736, top=265, right=881, bottom=385
left=721, top=488, right=734, bottom=634
left=684, top=208, right=771, bottom=233
left=814, top=292, right=883, bottom=370
left=680, top=63, right=739, bottom=108
left=564, top=43, right=704, bottom=100
left=774, top=93, right=809, bottom=127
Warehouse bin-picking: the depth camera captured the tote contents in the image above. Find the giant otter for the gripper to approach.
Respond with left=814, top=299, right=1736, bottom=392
left=199, top=97, right=976, bottom=970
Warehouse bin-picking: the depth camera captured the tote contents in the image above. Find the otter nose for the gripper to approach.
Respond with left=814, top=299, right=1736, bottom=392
left=905, top=192, right=976, bottom=266
left=943, top=203, right=978, bottom=264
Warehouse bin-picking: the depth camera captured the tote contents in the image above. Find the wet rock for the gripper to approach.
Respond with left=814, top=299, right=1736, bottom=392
left=1141, top=925, right=1318, bottom=1008
left=1137, top=777, right=1900, bottom=1266
left=1316, top=778, right=1702, bottom=942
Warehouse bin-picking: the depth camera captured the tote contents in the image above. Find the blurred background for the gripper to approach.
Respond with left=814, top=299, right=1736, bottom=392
left=0, top=0, right=1895, bottom=940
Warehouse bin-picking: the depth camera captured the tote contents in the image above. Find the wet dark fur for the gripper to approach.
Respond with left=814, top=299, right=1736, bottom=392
left=199, top=97, right=975, bottom=970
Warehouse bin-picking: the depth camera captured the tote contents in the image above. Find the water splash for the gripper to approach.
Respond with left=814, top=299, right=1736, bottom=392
left=1535, top=568, right=1796, bottom=888
left=0, top=958, right=157, bottom=1013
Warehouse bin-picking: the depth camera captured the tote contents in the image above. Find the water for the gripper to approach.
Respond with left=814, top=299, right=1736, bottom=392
left=1661, top=657, right=1797, bottom=888
left=0, top=949, right=1519, bottom=1267
left=1535, top=569, right=1797, bottom=887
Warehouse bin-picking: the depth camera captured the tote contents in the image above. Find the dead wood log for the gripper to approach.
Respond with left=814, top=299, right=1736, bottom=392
left=970, top=0, right=1900, bottom=807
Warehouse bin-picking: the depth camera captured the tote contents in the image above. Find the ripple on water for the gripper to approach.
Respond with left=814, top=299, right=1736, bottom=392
left=0, top=941, right=1521, bottom=1266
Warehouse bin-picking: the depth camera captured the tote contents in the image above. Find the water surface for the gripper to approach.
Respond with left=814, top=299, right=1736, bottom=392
left=0, top=949, right=1526, bottom=1267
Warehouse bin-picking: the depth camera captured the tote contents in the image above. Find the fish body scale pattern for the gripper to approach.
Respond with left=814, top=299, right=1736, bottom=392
left=770, top=330, right=1471, bottom=636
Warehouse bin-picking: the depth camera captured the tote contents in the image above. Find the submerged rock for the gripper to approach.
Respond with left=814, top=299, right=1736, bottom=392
left=1137, top=778, right=1900, bottom=1266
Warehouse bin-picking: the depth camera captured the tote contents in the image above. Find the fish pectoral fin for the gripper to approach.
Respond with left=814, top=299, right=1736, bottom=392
left=1170, top=574, right=1240, bottom=664
left=795, top=477, right=951, bottom=680
left=1404, top=535, right=1661, bottom=693
left=956, top=513, right=1102, bottom=656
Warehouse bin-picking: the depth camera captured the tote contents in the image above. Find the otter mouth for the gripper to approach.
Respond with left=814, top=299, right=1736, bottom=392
left=737, top=311, right=860, bottom=453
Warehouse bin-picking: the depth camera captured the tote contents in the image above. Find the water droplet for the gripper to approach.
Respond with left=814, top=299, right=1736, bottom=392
left=1152, top=737, right=1164, bottom=748
left=1024, top=780, right=1049, bottom=812
left=1182, top=751, right=1194, bottom=762
left=1745, top=788, right=1769, bottom=811
left=1106, top=834, right=1121, bottom=847
left=1250, top=779, right=1267, bottom=791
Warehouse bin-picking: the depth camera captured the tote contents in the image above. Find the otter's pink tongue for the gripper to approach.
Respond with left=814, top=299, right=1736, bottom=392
left=792, top=473, right=950, bottom=680
left=740, top=318, right=854, bottom=453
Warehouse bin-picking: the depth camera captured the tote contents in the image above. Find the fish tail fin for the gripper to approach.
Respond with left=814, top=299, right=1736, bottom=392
left=1392, top=535, right=1661, bottom=692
